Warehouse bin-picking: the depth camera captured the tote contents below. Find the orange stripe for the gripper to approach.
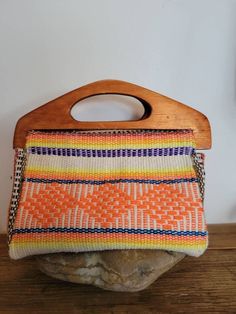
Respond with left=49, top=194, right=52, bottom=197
left=24, top=171, right=196, bottom=180
left=27, top=132, right=194, bottom=142
left=11, top=232, right=207, bottom=244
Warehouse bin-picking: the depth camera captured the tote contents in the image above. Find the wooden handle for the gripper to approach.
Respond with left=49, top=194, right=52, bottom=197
left=13, top=79, right=212, bottom=149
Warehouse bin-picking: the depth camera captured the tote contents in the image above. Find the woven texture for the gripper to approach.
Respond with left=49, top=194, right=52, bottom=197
left=8, top=129, right=208, bottom=259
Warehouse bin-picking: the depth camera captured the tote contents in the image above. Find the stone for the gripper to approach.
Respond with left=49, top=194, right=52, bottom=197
left=37, top=250, right=185, bottom=292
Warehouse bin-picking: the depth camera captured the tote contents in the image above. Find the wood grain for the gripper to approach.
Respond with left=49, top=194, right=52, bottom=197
left=0, top=224, right=236, bottom=314
left=13, top=79, right=212, bottom=149
left=208, top=223, right=236, bottom=249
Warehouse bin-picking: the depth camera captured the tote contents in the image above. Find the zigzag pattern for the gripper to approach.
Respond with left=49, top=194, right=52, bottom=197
left=15, top=181, right=204, bottom=232
left=9, top=129, right=208, bottom=259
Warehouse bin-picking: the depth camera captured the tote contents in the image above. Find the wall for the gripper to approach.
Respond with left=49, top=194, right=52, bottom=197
left=1, top=0, right=236, bottom=232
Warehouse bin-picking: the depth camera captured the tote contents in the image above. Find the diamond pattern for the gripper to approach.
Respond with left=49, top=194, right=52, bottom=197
left=14, top=181, right=204, bottom=231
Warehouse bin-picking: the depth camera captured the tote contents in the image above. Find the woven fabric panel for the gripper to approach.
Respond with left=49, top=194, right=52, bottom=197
left=8, top=129, right=208, bottom=259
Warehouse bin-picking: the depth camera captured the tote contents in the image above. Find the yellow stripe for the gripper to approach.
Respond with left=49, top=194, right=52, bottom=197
left=26, top=140, right=195, bottom=149
left=25, top=167, right=195, bottom=176
left=10, top=240, right=207, bottom=249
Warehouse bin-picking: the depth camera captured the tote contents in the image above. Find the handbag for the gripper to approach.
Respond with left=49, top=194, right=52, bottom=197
left=8, top=80, right=211, bottom=259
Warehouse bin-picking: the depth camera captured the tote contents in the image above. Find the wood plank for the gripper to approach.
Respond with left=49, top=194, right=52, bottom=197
left=208, top=223, right=236, bottom=249
left=0, top=224, right=236, bottom=314
left=0, top=234, right=235, bottom=313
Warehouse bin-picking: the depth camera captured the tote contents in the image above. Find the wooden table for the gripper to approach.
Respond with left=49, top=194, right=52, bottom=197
left=0, top=232, right=235, bottom=313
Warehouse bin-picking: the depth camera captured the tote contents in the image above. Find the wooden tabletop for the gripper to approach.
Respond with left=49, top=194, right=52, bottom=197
left=0, top=233, right=235, bottom=314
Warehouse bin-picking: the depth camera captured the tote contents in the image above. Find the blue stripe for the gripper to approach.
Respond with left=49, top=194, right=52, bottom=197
left=12, top=227, right=207, bottom=237
left=27, top=146, right=195, bottom=157
left=23, top=177, right=199, bottom=185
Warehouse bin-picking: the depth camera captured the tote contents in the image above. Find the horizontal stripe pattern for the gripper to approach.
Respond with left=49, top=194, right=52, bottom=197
left=9, top=129, right=208, bottom=259
left=10, top=232, right=208, bottom=259
left=26, top=140, right=195, bottom=149
left=26, top=154, right=195, bottom=170
left=24, top=154, right=197, bottom=181
left=12, top=227, right=207, bottom=236
left=24, top=170, right=196, bottom=181
left=28, top=146, right=195, bottom=157
left=24, top=177, right=199, bottom=185
left=25, top=130, right=196, bottom=150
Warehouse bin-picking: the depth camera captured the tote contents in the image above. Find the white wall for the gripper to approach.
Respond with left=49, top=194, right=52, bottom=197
left=1, top=0, right=236, bottom=233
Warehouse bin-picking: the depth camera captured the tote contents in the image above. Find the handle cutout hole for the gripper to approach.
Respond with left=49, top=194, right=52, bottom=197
left=71, top=95, right=145, bottom=122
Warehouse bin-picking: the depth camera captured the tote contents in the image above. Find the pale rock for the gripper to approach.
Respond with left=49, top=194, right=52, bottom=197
left=37, top=250, right=185, bottom=292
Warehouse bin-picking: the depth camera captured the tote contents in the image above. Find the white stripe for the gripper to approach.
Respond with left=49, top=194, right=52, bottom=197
left=184, top=182, right=189, bottom=198
left=133, top=183, right=137, bottom=200
left=84, top=185, right=88, bottom=198
left=202, top=213, right=205, bottom=232
left=141, top=210, right=144, bottom=229
left=147, top=215, right=150, bottom=230
left=19, top=208, right=24, bottom=227
left=183, top=216, right=187, bottom=232
left=23, top=211, right=28, bottom=229
left=27, top=155, right=194, bottom=172
left=61, top=214, right=65, bottom=228
left=79, top=209, right=84, bottom=228
left=85, top=214, right=89, bottom=229
left=89, top=184, right=94, bottom=195
left=73, top=205, right=78, bottom=227
left=54, top=217, right=57, bottom=228
left=134, top=205, right=138, bottom=229
left=72, top=184, right=76, bottom=198
left=23, top=182, right=29, bottom=202
left=128, top=210, right=131, bottom=229
left=127, top=183, right=131, bottom=196
left=77, top=184, right=82, bottom=200
left=190, top=182, right=195, bottom=201
left=28, top=214, right=33, bottom=228
left=91, top=218, right=95, bottom=229
left=177, top=221, right=181, bottom=232
left=188, top=212, right=192, bottom=232
left=195, top=208, right=198, bottom=232
left=122, top=214, right=125, bottom=228
left=139, top=183, right=143, bottom=196
left=67, top=209, right=71, bottom=227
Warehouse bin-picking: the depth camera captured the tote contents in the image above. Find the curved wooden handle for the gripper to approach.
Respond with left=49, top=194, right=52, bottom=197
left=13, top=79, right=212, bottom=149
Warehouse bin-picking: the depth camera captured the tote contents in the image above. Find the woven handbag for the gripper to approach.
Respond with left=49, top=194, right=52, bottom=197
left=8, top=80, right=211, bottom=259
